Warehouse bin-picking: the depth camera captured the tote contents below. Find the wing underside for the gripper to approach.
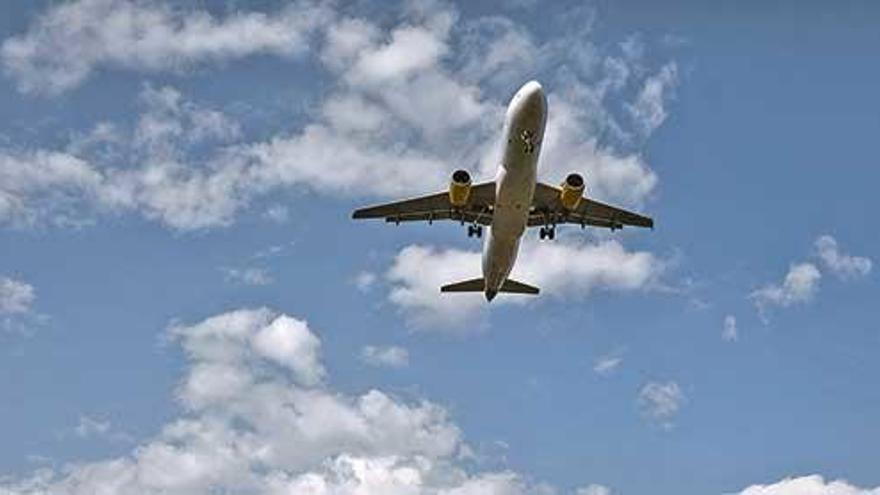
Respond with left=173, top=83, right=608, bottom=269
left=530, top=182, right=653, bottom=230
left=352, top=182, right=496, bottom=226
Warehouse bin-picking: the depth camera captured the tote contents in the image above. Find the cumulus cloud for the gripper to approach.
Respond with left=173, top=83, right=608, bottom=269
left=0, top=276, right=35, bottom=315
left=750, top=262, right=821, bottom=316
left=814, top=235, right=872, bottom=280
left=361, top=345, right=410, bottom=368
left=722, top=315, right=738, bottom=342
left=0, top=1, right=675, bottom=231
left=0, top=307, right=557, bottom=494
left=387, top=239, right=664, bottom=329
left=736, top=475, right=880, bottom=495
left=750, top=236, right=872, bottom=320
left=638, top=380, right=685, bottom=428
left=1, top=0, right=332, bottom=95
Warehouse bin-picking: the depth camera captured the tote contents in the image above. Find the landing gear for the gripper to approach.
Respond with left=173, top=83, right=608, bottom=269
left=467, top=225, right=483, bottom=238
left=539, top=226, right=555, bottom=241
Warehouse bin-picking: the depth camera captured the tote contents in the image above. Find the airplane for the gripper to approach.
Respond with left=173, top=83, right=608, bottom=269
left=352, top=80, right=654, bottom=302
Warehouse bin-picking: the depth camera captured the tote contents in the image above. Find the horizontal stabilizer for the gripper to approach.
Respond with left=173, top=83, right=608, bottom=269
left=440, top=278, right=540, bottom=295
left=499, top=279, right=540, bottom=295
left=441, top=278, right=485, bottom=293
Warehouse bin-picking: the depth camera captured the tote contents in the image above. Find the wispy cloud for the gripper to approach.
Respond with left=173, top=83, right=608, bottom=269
left=593, top=352, right=624, bottom=375
left=353, top=271, right=378, bottom=293
left=74, top=415, right=132, bottom=443
left=577, top=485, right=613, bottom=495
left=638, top=380, right=685, bottom=429
left=627, top=62, right=678, bottom=136
left=222, top=267, right=273, bottom=286
left=361, top=345, right=410, bottom=368
left=0, top=276, right=34, bottom=315
left=722, top=315, right=738, bottom=342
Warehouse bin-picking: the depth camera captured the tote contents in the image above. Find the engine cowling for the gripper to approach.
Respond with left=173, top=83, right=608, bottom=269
left=448, top=169, right=472, bottom=207
left=559, top=173, right=585, bottom=210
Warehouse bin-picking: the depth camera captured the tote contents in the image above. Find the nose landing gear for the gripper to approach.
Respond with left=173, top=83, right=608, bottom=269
left=467, top=225, right=483, bottom=238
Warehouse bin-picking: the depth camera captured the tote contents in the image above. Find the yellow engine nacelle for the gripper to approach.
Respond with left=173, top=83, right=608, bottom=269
left=448, top=169, right=472, bottom=207
left=559, top=173, right=585, bottom=210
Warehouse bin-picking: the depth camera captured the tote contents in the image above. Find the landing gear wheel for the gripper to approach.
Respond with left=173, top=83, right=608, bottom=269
left=539, top=227, right=555, bottom=241
left=467, top=225, right=483, bottom=238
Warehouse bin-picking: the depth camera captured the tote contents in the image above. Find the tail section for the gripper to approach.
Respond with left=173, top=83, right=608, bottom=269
left=440, top=278, right=540, bottom=302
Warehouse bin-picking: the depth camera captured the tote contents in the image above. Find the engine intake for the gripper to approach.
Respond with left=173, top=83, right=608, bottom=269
left=448, top=169, right=472, bottom=207
left=559, top=173, right=585, bottom=210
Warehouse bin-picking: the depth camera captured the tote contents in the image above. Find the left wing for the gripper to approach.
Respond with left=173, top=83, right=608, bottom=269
left=530, top=182, right=654, bottom=230
left=352, top=182, right=495, bottom=226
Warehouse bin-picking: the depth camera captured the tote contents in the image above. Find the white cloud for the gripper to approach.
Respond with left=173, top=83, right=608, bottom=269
left=736, top=475, right=880, bottom=495
left=637, top=380, right=685, bottom=428
left=0, top=150, right=105, bottom=228
left=74, top=415, right=132, bottom=443
left=262, top=205, right=289, bottom=224
left=387, top=239, right=664, bottom=329
left=0, top=276, right=35, bottom=315
left=577, top=484, right=612, bottom=495
left=751, top=236, right=871, bottom=320
left=627, top=62, right=678, bottom=136
left=1, top=0, right=332, bottom=94
left=814, top=235, right=872, bottom=280
left=0, top=307, right=553, bottom=494
left=722, top=315, right=738, bottom=342
left=354, top=271, right=378, bottom=292
left=750, top=262, right=821, bottom=316
left=222, top=267, right=273, bottom=286
left=593, top=353, right=623, bottom=375
left=361, top=345, right=410, bottom=368
left=74, top=415, right=111, bottom=439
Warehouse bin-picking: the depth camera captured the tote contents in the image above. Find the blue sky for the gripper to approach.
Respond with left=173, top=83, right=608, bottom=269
left=1, top=1, right=878, bottom=494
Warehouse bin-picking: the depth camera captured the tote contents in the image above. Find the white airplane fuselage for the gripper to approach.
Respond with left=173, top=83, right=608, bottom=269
left=482, top=81, right=548, bottom=300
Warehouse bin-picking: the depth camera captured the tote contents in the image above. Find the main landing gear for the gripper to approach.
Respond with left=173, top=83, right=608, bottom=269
left=539, top=226, right=555, bottom=241
left=467, top=225, right=483, bottom=238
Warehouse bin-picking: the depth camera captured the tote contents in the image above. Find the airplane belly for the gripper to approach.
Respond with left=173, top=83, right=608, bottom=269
left=484, top=156, right=536, bottom=291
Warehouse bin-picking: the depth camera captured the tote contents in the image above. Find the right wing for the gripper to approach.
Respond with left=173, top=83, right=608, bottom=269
left=352, top=182, right=496, bottom=226
left=530, top=182, right=654, bottom=230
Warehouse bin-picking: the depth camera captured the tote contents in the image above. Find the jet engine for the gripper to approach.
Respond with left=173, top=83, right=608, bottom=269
left=448, top=169, right=472, bottom=207
left=559, top=173, right=585, bottom=210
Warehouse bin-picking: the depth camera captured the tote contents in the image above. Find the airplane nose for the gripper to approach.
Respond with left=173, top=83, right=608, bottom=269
left=518, top=80, right=546, bottom=114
